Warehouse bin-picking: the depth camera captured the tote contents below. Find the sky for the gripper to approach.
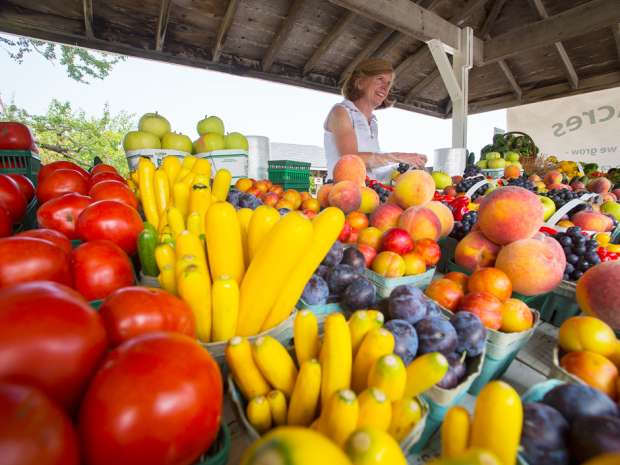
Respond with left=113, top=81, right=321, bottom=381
left=0, top=32, right=506, bottom=166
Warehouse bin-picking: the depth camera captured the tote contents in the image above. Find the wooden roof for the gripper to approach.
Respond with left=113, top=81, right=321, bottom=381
left=1, top=0, right=619, bottom=118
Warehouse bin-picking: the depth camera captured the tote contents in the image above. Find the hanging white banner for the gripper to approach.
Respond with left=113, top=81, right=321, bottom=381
left=507, top=87, right=620, bottom=170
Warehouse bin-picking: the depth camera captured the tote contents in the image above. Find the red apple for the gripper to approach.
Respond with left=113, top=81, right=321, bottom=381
left=457, top=291, right=503, bottom=330
left=413, top=238, right=441, bottom=266
left=339, top=222, right=352, bottom=242
left=357, top=244, right=377, bottom=267
left=381, top=228, right=414, bottom=255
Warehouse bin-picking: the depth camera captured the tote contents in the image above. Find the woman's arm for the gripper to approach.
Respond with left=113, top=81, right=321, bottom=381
left=326, top=106, right=427, bottom=169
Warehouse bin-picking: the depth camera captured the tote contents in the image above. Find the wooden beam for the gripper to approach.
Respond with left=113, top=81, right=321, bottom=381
left=454, top=0, right=492, bottom=27
left=479, top=0, right=507, bottom=38
left=303, top=11, right=355, bottom=75
left=212, top=0, right=239, bottom=62
left=405, top=69, right=440, bottom=102
left=83, top=0, right=94, bottom=38
left=262, top=0, right=305, bottom=72
left=497, top=60, right=522, bottom=101
left=155, top=0, right=172, bottom=52
left=612, top=23, right=620, bottom=63
left=372, top=31, right=403, bottom=59
left=340, top=27, right=393, bottom=82
left=484, top=0, right=620, bottom=64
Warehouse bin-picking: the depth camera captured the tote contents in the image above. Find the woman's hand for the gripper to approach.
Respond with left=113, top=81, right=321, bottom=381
left=390, top=152, right=427, bottom=169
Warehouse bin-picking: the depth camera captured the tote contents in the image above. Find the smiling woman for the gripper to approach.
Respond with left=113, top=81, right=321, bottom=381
left=323, top=58, right=427, bottom=181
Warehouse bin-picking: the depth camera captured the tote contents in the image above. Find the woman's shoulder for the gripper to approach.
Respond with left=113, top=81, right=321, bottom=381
left=325, top=103, right=352, bottom=131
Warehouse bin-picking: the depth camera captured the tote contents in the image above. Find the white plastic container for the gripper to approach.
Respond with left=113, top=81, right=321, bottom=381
left=125, top=149, right=189, bottom=169
left=195, top=149, right=249, bottom=180
left=433, top=147, right=467, bottom=176
left=247, top=135, right=270, bottom=180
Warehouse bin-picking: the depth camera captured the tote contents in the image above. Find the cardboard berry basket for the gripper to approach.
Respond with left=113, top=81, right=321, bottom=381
left=363, top=267, right=436, bottom=298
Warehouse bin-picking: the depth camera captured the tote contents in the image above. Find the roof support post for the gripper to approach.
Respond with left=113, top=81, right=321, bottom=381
left=428, top=27, right=473, bottom=147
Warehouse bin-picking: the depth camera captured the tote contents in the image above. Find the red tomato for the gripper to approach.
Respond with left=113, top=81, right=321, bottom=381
left=0, top=237, right=72, bottom=288
left=17, top=228, right=72, bottom=255
left=6, top=174, right=35, bottom=203
left=72, top=240, right=135, bottom=300
left=88, top=171, right=127, bottom=189
left=37, top=193, right=92, bottom=239
left=89, top=180, right=139, bottom=210
left=0, top=281, right=108, bottom=410
left=77, top=200, right=143, bottom=255
left=91, top=164, right=119, bottom=176
left=0, top=122, right=34, bottom=150
left=0, top=174, right=27, bottom=223
left=0, top=205, right=11, bottom=238
left=38, top=160, right=89, bottom=184
left=37, top=168, right=89, bottom=204
left=0, top=383, right=80, bottom=465
left=79, top=332, right=222, bottom=465
left=99, top=286, right=196, bottom=347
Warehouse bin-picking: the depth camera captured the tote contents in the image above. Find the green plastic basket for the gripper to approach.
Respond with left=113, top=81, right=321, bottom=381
left=194, top=424, right=231, bottom=465
left=0, top=150, right=41, bottom=183
left=268, top=160, right=311, bottom=187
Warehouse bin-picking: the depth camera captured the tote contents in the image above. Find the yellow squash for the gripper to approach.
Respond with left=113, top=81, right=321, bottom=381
left=404, top=352, right=449, bottom=398
left=181, top=155, right=197, bottom=170
left=162, top=155, right=182, bottom=186
left=175, top=230, right=208, bottom=273
left=357, top=388, right=392, bottom=431
left=204, top=201, right=245, bottom=284
left=155, top=244, right=176, bottom=295
left=441, top=406, right=470, bottom=458
left=212, top=168, right=232, bottom=202
left=367, top=354, right=406, bottom=401
left=237, top=207, right=253, bottom=266
left=188, top=182, right=211, bottom=233
left=211, top=276, right=239, bottom=342
left=225, top=337, right=270, bottom=399
left=345, top=427, right=407, bottom=465
left=172, top=181, right=190, bottom=218
left=287, top=359, right=321, bottom=426
left=191, top=158, right=212, bottom=177
left=262, top=207, right=345, bottom=330
left=247, top=205, right=281, bottom=262
left=320, top=313, right=352, bottom=409
left=349, top=310, right=385, bottom=357
left=138, top=158, right=159, bottom=227
left=237, top=212, right=313, bottom=336
left=177, top=265, right=211, bottom=342
left=267, top=390, right=288, bottom=426
left=247, top=396, right=272, bottom=434
left=294, top=310, right=320, bottom=365
left=153, top=169, right=170, bottom=214
left=167, top=207, right=186, bottom=238
left=351, top=329, right=394, bottom=393
left=252, top=336, right=298, bottom=398
left=389, top=397, right=423, bottom=442
left=320, top=389, right=359, bottom=447
left=186, top=212, right=202, bottom=236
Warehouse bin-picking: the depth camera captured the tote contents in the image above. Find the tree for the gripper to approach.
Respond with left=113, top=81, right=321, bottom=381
left=1, top=99, right=135, bottom=176
left=0, top=35, right=125, bottom=84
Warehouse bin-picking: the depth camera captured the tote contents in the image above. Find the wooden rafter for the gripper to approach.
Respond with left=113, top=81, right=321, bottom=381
left=155, top=0, right=172, bottom=52
left=303, top=11, right=355, bottom=75
left=262, top=0, right=305, bottom=72
left=212, top=0, right=239, bottom=62
left=339, top=26, right=393, bottom=82
left=82, top=0, right=93, bottom=38
left=479, top=0, right=507, bottom=38
left=454, top=0, right=492, bottom=27
left=372, top=31, right=403, bottom=59
left=484, top=0, right=620, bottom=64
left=406, top=69, right=440, bottom=102
left=612, top=23, right=620, bottom=62
left=497, top=60, right=522, bottom=101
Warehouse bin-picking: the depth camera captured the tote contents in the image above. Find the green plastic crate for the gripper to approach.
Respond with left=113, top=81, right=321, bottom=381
left=268, top=159, right=311, bottom=186
left=0, top=150, right=41, bottom=183
left=281, top=181, right=310, bottom=191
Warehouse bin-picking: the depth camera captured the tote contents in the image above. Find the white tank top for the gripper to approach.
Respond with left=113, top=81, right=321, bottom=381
left=324, top=100, right=384, bottom=180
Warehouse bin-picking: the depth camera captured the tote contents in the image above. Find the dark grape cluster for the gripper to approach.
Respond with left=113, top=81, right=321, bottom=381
left=370, top=183, right=391, bottom=203
left=456, top=175, right=488, bottom=200
left=507, top=176, right=537, bottom=192
left=463, top=165, right=482, bottom=178
left=397, top=163, right=410, bottom=174
left=553, top=226, right=600, bottom=281
left=450, top=211, right=478, bottom=240
left=543, top=189, right=581, bottom=209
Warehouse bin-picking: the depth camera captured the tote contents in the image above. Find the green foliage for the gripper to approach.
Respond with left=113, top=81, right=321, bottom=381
left=1, top=99, right=134, bottom=176
left=0, top=35, right=125, bottom=84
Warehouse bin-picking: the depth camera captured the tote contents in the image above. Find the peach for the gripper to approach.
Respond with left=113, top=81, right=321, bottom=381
left=370, top=204, right=403, bottom=232
left=424, top=201, right=454, bottom=238
left=301, top=198, right=320, bottom=213
left=359, top=187, right=380, bottom=214
left=299, top=192, right=311, bottom=202
left=444, top=271, right=469, bottom=293
left=357, top=244, right=377, bottom=267
left=235, top=178, right=253, bottom=192
left=262, top=192, right=279, bottom=207
left=600, top=192, right=617, bottom=203
left=424, top=278, right=464, bottom=311
left=587, top=177, right=612, bottom=194
left=504, top=165, right=521, bottom=179
left=558, top=316, right=616, bottom=357
left=371, top=251, right=405, bottom=278
left=283, top=189, right=302, bottom=209
left=576, top=261, right=620, bottom=330
left=468, top=267, right=512, bottom=301
left=402, top=252, right=427, bottom=276
left=529, top=174, right=541, bottom=183
left=333, top=154, right=367, bottom=187
left=609, top=340, right=620, bottom=369
left=303, top=210, right=317, bottom=219
left=387, top=193, right=398, bottom=205
left=478, top=186, right=544, bottom=245
left=357, top=226, right=383, bottom=250
left=317, top=184, right=333, bottom=208
left=495, top=233, right=566, bottom=296
left=454, top=231, right=501, bottom=271
left=247, top=186, right=262, bottom=197
left=269, top=185, right=284, bottom=196
left=413, top=238, right=441, bottom=266
left=571, top=211, right=613, bottom=232
left=275, top=199, right=294, bottom=210
left=548, top=183, right=571, bottom=191
left=560, top=351, right=618, bottom=399
left=444, top=185, right=457, bottom=197
left=613, top=188, right=620, bottom=199
left=254, top=180, right=269, bottom=193
left=458, top=291, right=503, bottom=330
left=393, top=170, right=435, bottom=209
left=499, top=298, right=534, bottom=332
left=544, top=170, right=563, bottom=186
left=398, top=206, right=442, bottom=241
left=347, top=211, right=369, bottom=231
left=328, top=181, right=361, bottom=214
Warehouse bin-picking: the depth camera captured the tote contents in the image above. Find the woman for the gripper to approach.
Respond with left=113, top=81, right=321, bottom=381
left=324, top=58, right=427, bottom=180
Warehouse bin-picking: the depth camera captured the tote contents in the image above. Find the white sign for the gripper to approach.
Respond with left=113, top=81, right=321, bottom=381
left=507, top=87, right=620, bottom=170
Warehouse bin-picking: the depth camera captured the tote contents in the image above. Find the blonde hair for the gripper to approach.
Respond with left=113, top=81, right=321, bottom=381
left=341, top=58, right=395, bottom=109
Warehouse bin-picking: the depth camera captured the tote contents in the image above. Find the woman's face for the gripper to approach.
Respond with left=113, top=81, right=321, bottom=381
left=357, top=72, right=394, bottom=108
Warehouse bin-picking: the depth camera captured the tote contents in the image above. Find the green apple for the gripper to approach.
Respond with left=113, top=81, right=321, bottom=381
left=601, top=201, right=620, bottom=221
left=194, top=133, right=225, bottom=153
left=505, top=151, right=520, bottom=162
left=431, top=171, right=452, bottom=189
left=487, top=158, right=506, bottom=169
left=161, top=132, right=193, bottom=152
left=508, top=161, right=523, bottom=169
left=197, top=115, right=225, bottom=136
left=122, top=130, right=161, bottom=151
left=477, top=160, right=488, bottom=169
left=539, top=195, right=556, bottom=221
left=224, top=132, right=249, bottom=151
left=138, top=112, right=171, bottom=138
left=486, top=152, right=501, bottom=160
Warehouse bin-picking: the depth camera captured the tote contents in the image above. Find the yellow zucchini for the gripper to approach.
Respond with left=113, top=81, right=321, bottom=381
left=211, top=276, right=239, bottom=342
left=389, top=397, right=423, bottom=442
left=189, top=182, right=211, bottom=233
left=187, top=212, right=202, bottom=237
left=162, top=155, right=182, bottom=186
left=172, top=182, right=190, bottom=218
left=320, top=313, right=352, bottom=410
left=138, top=157, right=159, bottom=227
left=167, top=207, right=186, bottom=238
left=294, top=310, right=320, bottom=365
left=155, top=244, right=176, bottom=294
left=225, top=336, right=270, bottom=399
left=252, top=336, right=298, bottom=398
left=212, top=168, right=232, bottom=202
left=154, top=169, right=170, bottom=214
left=237, top=212, right=313, bottom=336
left=441, top=406, right=470, bottom=458
left=357, top=388, right=392, bottom=431
left=367, top=354, right=406, bottom=401
left=177, top=265, right=211, bottom=342
left=247, top=205, right=280, bottom=262
left=247, top=396, right=272, bottom=434
left=349, top=310, right=385, bottom=357
left=191, top=158, right=212, bottom=177
left=267, top=390, right=288, bottom=426
left=175, top=230, right=208, bottom=273
left=287, top=359, right=321, bottom=426
left=205, top=201, right=245, bottom=284
left=237, top=208, right=253, bottom=266
left=320, top=389, right=358, bottom=447
left=262, top=208, right=345, bottom=330
left=181, top=155, right=197, bottom=171
left=345, top=427, right=407, bottom=465
left=351, top=328, right=394, bottom=393
left=404, top=353, right=450, bottom=398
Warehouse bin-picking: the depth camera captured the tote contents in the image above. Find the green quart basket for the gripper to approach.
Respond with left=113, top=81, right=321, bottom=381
left=194, top=424, right=231, bottom=465
left=0, top=150, right=41, bottom=183
left=268, top=160, right=311, bottom=188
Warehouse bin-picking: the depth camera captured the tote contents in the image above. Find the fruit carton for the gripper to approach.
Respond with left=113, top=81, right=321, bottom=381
left=363, top=267, right=436, bottom=298
left=139, top=270, right=161, bottom=288
left=536, top=280, right=581, bottom=327
left=196, top=149, right=249, bottom=181
left=125, top=148, right=189, bottom=169
left=12, top=197, right=37, bottom=233
left=297, top=299, right=346, bottom=328
left=549, top=345, right=588, bottom=386
left=437, top=237, right=457, bottom=274
left=194, top=423, right=231, bottom=465
left=480, top=168, right=505, bottom=179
